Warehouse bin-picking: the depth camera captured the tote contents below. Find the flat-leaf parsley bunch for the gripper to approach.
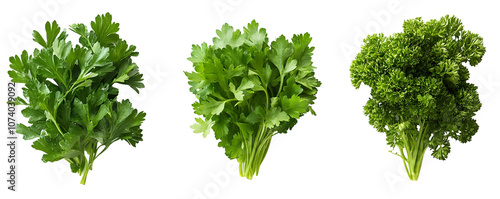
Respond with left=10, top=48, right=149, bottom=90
left=9, top=13, right=145, bottom=184
left=186, top=20, right=321, bottom=179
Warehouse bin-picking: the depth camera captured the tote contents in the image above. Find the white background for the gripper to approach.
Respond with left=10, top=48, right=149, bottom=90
left=1, top=0, right=499, bottom=198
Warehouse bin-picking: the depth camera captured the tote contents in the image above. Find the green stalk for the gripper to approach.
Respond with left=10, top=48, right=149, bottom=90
left=239, top=123, right=273, bottom=180
left=396, top=123, right=428, bottom=181
left=80, top=142, right=98, bottom=185
left=276, top=75, right=284, bottom=97
left=80, top=160, right=90, bottom=185
left=254, top=133, right=272, bottom=176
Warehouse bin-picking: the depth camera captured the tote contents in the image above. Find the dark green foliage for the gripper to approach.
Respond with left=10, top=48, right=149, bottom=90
left=350, top=15, right=485, bottom=180
left=9, top=13, right=145, bottom=184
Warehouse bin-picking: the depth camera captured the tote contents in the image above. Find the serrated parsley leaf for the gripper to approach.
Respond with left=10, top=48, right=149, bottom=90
left=32, top=21, right=61, bottom=48
left=269, top=35, right=294, bottom=73
left=213, top=23, right=245, bottom=49
left=281, top=95, right=308, bottom=119
left=191, top=118, right=214, bottom=138
left=244, top=20, right=267, bottom=50
left=264, top=107, right=290, bottom=128
left=90, top=13, right=120, bottom=46
left=196, top=97, right=226, bottom=116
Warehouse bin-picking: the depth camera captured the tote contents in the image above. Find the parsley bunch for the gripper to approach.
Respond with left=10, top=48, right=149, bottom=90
left=350, top=15, right=485, bottom=180
left=8, top=13, right=145, bottom=184
left=186, top=21, right=321, bottom=179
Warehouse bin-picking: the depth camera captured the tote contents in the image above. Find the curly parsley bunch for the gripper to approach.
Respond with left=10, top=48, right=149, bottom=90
left=350, top=15, right=485, bottom=180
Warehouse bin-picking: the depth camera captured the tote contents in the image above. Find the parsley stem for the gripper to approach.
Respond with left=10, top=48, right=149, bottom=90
left=396, top=121, right=428, bottom=181
left=48, top=116, right=65, bottom=138
left=239, top=121, right=273, bottom=179
left=80, top=142, right=98, bottom=185
left=276, top=75, right=285, bottom=97
left=264, top=90, right=270, bottom=109
left=80, top=161, right=90, bottom=185
left=399, top=146, right=411, bottom=178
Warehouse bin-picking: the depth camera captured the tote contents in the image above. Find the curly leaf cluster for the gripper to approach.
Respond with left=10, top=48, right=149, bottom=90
left=350, top=15, right=485, bottom=160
